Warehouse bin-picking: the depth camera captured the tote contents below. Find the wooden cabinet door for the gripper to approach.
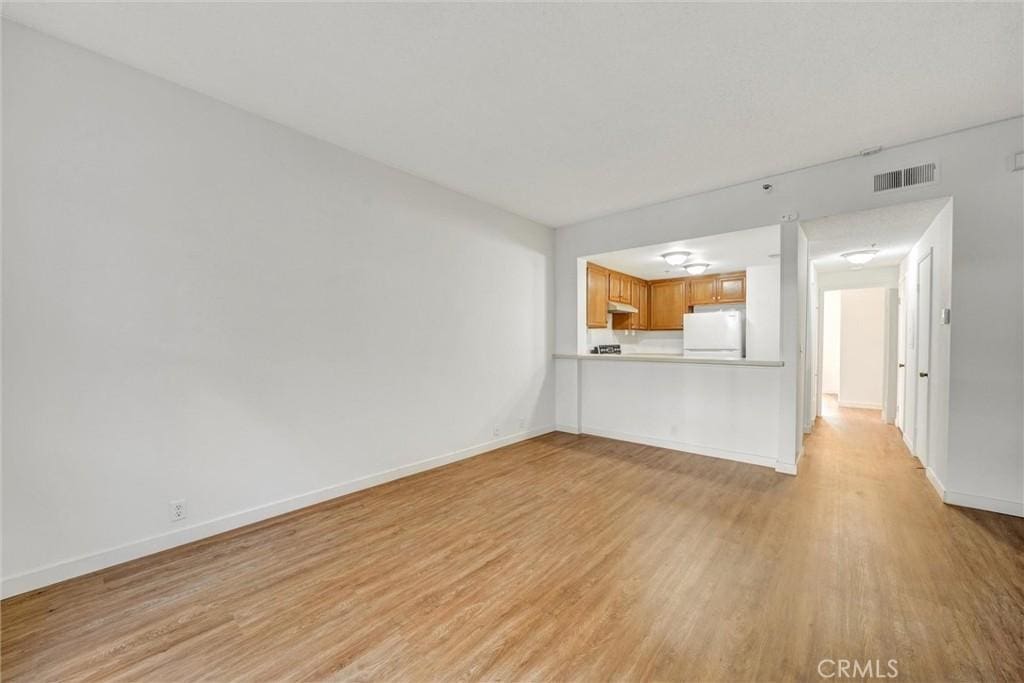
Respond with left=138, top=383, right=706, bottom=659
left=626, top=278, right=647, bottom=330
left=649, top=280, right=686, bottom=330
left=688, top=277, right=717, bottom=306
left=612, top=276, right=633, bottom=331
left=636, top=280, right=649, bottom=330
left=717, top=273, right=746, bottom=303
left=610, top=272, right=629, bottom=303
left=626, top=279, right=638, bottom=329
left=587, top=265, right=609, bottom=328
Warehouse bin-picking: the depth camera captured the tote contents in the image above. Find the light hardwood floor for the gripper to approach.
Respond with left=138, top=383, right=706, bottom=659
left=3, top=404, right=1023, bottom=681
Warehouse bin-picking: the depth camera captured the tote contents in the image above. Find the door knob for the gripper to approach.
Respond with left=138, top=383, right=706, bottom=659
left=919, top=372, right=928, bottom=377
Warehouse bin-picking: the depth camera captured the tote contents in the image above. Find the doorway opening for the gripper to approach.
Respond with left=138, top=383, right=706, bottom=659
left=819, top=288, right=887, bottom=418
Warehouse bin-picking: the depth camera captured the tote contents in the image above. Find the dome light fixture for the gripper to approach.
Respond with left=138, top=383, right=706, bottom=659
left=841, top=249, right=879, bottom=266
left=661, top=251, right=691, bottom=266
left=684, top=262, right=711, bottom=275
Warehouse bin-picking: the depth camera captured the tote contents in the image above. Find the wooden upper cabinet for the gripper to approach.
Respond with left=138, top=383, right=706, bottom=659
left=608, top=271, right=630, bottom=304
left=589, top=266, right=744, bottom=332
left=622, top=278, right=649, bottom=331
left=587, top=264, right=609, bottom=328
left=649, top=279, right=686, bottom=330
left=636, top=280, right=649, bottom=330
left=687, top=272, right=747, bottom=305
left=606, top=271, right=618, bottom=304
left=688, top=277, right=718, bottom=306
left=717, top=273, right=746, bottom=303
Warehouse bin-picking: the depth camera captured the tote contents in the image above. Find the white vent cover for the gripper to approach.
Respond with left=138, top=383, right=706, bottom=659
left=873, top=163, right=937, bottom=192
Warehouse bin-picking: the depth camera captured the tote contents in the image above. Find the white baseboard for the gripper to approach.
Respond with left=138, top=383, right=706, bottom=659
left=775, top=446, right=804, bottom=476
left=1, top=425, right=555, bottom=598
left=922, top=467, right=1023, bottom=517
left=944, top=489, right=1024, bottom=517
left=925, top=467, right=945, bottom=499
left=838, top=400, right=883, bottom=410
left=580, top=426, right=778, bottom=470
left=555, top=423, right=580, bottom=434
left=775, top=461, right=798, bottom=475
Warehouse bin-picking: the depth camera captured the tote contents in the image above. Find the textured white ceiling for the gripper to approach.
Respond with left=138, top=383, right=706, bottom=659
left=588, top=224, right=780, bottom=280
left=804, top=197, right=950, bottom=272
left=4, top=3, right=1020, bottom=226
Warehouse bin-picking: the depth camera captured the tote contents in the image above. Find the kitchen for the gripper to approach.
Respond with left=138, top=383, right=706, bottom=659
left=581, top=224, right=782, bottom=361
left=554, top=224, right=789, bottom=472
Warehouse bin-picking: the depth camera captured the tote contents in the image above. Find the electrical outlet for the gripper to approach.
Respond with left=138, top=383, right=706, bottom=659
left=493, top=425, right=501, bottom=437
left=518, top=417, right=526, bottom=430
left=169, top=499, right=187, bottom=522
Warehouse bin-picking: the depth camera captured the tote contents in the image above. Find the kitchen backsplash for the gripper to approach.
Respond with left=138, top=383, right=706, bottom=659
left=586, top=303, right=746, bottom=355
left=587, top=326, right=685, bottom=354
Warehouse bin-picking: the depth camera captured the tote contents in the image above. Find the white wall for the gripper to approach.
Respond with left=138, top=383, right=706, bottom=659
left=578, top=360, right=782, bottom=468
left=838, top=288, right=886, bottom=409
left=806, top=264, right=818, bottom=430
left=555, top=119, right=1022, bottom=515
left=798, top=227, right=811, bottom=437
left=881, top=288, right=899, bottom=424
left=817, top=266, right=899, bottom=291
left=745, top=264, right=780, bottom=361
left=2, top=23, right=555, bottom=595
left=822, top=291, right=841, bottom=394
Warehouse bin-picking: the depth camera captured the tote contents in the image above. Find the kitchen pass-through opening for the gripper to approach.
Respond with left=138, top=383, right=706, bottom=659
left=577, top=224, right=782, bottom=361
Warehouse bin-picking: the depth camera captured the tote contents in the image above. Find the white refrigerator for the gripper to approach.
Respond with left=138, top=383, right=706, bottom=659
left=683, top=311, right=744, bottom=359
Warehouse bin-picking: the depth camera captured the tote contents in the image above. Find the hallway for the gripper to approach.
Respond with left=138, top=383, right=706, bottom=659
left=3, top=405, right=1022, bottom=681
left=793, top=399, right=1023, bottom=679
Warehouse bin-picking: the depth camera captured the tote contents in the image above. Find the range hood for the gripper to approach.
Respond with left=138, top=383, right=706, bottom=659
left=608, top=301, right=638, bottom=314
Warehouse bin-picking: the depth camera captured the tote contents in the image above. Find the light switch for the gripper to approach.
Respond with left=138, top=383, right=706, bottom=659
left=940, top=308, right=951, bottom=325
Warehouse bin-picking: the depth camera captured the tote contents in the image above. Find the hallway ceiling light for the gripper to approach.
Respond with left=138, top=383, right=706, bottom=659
left=684, top=263, right=711, bottom=275
left=661, top=251, right=691, bottom=266
left=841, top=249, right=879, bottom=265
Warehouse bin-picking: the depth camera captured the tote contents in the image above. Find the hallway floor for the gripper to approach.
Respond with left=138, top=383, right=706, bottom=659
left=3, top=406, right=1022, bottom=681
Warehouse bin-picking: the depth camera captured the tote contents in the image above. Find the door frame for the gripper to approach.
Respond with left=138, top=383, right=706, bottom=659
left=815, top=288, right=825, bottom=416
left=896, top=274, right=907, bottom=432
left=914, top=249, right=934, bottom=466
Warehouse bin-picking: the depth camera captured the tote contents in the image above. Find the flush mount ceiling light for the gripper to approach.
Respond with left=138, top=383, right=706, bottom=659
left=841, top=249, right=879, bottom=265
left=684, top=262, right=711, bottom=275
left=660, top=251, right=691, bottom=266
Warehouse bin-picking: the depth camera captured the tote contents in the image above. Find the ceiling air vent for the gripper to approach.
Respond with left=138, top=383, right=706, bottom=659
left=873, top=163, right=937, bottom=193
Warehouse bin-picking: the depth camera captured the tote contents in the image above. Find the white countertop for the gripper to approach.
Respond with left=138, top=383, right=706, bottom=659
left=553, top=353, right=784, bottom=367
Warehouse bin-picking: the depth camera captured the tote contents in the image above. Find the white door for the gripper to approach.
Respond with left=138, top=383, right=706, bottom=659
left=914, top=252, right=933, bottom=465
left=896, top=276, right=906, bottom=432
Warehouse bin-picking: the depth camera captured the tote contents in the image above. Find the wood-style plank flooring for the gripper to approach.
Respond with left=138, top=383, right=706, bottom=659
left=3, top=402, right=1023, bottom=681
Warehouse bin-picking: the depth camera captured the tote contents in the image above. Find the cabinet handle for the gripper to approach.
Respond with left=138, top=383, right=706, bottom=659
left=898, top=363, right=905, bottom=368
left=919, top=372, right=928, bottom=378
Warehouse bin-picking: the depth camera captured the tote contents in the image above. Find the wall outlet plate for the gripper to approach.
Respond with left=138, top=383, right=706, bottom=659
left=169, top=499, right=187, bottom=522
